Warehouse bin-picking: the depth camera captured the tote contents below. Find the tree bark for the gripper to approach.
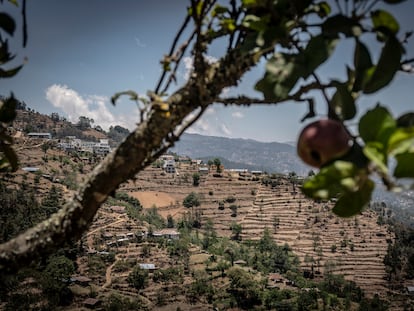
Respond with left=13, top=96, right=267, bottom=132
left=0, top=48, right=259, bottom=272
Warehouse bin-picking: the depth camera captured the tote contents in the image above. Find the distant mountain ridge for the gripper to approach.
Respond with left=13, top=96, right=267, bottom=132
left=171, top=133, right=311, bottom=175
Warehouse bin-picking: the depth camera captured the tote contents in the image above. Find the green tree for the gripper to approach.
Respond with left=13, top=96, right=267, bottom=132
left=227, top=267, right=261, bottom=308
left=201, top=219, right=217, bottom=250
left=192, top=172, right=200, bottom=186
left=41, top=141, right=51, bottom=155
left=41, top=185, right=63, bottom=217
left=127, top=265, right=149, bottom=291
left=166, top=214, right=175, bottom=228
left=40, top=254, right=75, bottom=306
left=258, top=228, right=275, bottom=253
left=76, top=116, right=94, bottom=129
left=230, top=222, right=242, bottom=241
left=213, top=158, right=221, bottom=173
left=183, top=192, right=200, bottom=208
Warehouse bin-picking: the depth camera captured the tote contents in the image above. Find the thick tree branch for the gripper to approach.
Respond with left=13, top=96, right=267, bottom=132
left=0, top=45, right=261, bottom=273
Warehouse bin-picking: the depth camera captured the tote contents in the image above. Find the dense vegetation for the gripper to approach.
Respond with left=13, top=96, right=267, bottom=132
left=0, top=181, right=79, bottom=309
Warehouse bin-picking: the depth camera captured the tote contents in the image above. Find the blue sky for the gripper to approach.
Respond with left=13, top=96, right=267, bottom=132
left=1, top=0, right=413, bottom=143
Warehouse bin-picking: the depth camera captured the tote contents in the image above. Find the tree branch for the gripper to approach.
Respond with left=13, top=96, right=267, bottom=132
left=155, top=11, right=192, bottom=94
left=214, top=81, right=321, bottom=106
left=0, top=44, right=262, bottom=273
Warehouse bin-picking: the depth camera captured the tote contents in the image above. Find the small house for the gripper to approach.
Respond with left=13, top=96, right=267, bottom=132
left=199, top=167, right=209, bottom=175
left=268, top=273, right=284, bottom=284
left=152, top=228, right=180, bottom=240
left=139, top=263, right=156, bottom=271
left=27, top=132, right=52, bottom=139
left=83, top=297, right=100, bottom=309
left=251, top=170, right=263, bottom=176
left=21, top=167, right=40, bottom=173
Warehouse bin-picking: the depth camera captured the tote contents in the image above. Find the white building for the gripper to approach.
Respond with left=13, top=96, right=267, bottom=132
left=58, top=136, right=82, bottom=151
left=160, top=154, right=175, bottom=162
left=93, top=139, right=111, bottom=156
left=80, top=141, right=96, bottom=153
left=163, top=160, right=176, bottom=173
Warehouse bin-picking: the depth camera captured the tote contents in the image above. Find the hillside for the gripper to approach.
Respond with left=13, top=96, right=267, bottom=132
left=171, top=133, right=311, bottom=175
left=1, top=108, right=414, bottom=310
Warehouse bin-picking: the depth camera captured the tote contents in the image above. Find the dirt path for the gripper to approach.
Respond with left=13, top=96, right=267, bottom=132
left=102, top=253, right=122, bottom=289
left=85, top=214, right=126, bottom=250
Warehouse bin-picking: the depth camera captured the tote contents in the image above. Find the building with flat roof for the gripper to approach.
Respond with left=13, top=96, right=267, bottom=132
left=27, top=132, right=52, bottom=139
left=163, top=160, right=176, bottom=173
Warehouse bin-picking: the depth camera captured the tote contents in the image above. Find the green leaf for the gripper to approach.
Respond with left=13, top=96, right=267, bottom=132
left=358, top=105, right=396, bottom=144
left=0, top=40, right=15, bottom=64
left=302, top=160, right=375, bottom=217
left=353, top=40, right=373, bottom=92
left=255, top=36, right=337, bottom=100
left=242, top=14, right=268, bottom=32
left=111, top=90, right=139, bottom=105
left=0, top=94, right=17, bottom=122
left=383, top=0, right=407, bottom=3
left=302, top=161, right=357, bottom=200
left=221, top=18, right=236, bottom=32
left=8, top=0, right=19, bottom=6
left=241, top=0, right=257, bottom=6
left=332, top=178, right=374, bottom=217
left=195, top=1, right=204, bottom=17
left=322, top=14, right=361, bottom=37
left=363, top=36, right=402, bottom=94
left=371, top=10, right=400, bottom=35
left=316, top=2, right=331, bottom=18
left=394, top=152, right=414, bottom=178
left=388, top=127, right=414, bottom=155
left=0, top=13, right=16, bottom=36
left=0, top=65, right=22, bottom=78
left=302, top=35, right=338, bottom=78
left=255, top=53, right=303, bottom=100
left=363, top=142, right=388, bottom=173
left=397, top=112, right=414, bottom=127
left=211, top=4, right=228, bottom=17
left=354, top=40, right=373, bottom=71
left=330, top=82, right=356, bottom=120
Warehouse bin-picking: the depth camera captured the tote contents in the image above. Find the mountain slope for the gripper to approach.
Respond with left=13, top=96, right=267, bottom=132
left=171, top=133, right=311, bottom=175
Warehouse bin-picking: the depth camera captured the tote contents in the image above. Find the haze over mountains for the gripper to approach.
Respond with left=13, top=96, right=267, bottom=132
left=172, top=133, right=311, bottom=175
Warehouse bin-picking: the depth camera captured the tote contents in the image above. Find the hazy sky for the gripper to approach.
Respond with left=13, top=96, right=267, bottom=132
left=1, top=0, right=413, bottom=143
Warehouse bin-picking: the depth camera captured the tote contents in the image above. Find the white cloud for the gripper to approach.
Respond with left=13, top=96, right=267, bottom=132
left=220, top=123, right=231, bottom=136
left=135, top=37, right=147, bottom=48
left=185, top=106, right=232, bottom=137
left=45, top=84, right=138, bottom=131
left=232, top=111, right=244, bottom=119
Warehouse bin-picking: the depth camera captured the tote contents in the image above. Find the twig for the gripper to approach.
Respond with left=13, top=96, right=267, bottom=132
left=161, top=30, right=197, bottom=94
left=155, top=13, right=191, bottom=94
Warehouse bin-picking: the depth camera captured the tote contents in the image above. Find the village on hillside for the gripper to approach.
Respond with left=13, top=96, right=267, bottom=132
left=1, top=108, right=414, bottom=311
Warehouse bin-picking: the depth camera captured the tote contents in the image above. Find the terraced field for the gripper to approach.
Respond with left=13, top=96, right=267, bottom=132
left=117, top=164, right=394, bottom=298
